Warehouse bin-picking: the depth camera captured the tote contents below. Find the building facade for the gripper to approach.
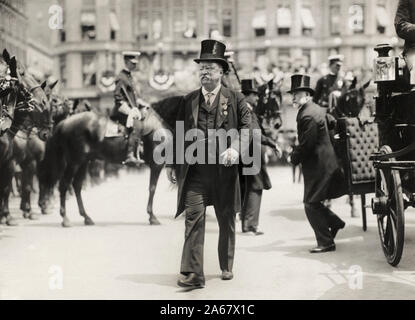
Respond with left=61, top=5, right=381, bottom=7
left=53, top=0, right=402, bottom=108
left=0, top=0, right=28, bottom=64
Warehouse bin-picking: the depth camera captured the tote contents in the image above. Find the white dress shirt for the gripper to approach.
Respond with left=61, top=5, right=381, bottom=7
left=202, top=83, right=221, bottom=105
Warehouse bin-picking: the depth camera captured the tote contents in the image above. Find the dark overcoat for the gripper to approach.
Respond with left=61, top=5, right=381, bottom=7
left=244, top=111, right=272, bottom=191
left=172, top=86, right=252, bottom=217
left=111, top=69, right=138, bottom=124
left=395, top=0, right=415, bottom=52
left=291, top=100, right=343, bottom=203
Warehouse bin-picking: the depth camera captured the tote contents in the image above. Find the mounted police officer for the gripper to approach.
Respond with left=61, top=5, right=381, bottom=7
left=288, top=74, right=346, bottom=253
left=240, top=79, right=280, bottom=236
left=111, top=51, right=146, bottom=165
left=166, top=39, right=251, bottom=289
left=313, top=55, right=345, bottom=108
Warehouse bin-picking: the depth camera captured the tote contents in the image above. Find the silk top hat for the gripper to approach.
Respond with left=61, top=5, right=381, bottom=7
left=194, top=39, right=229, bottom=72
left=287, top=74, right=315, bottom=95
left=241, top=79, right=258, bottom=95
left=122, top=51, right=140, bottom=64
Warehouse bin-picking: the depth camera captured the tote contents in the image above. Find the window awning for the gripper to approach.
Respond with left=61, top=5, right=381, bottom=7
left=109, top=12, right=120, bottom=31
left=300, top=8, right=315, bottom=29
left=81, top=12, right=96, bottom=27
left=376, top=6, right=389, bottom=27
left=252, top=10, right=266, bottom=29
left=276, top=7, right=292, bottom=28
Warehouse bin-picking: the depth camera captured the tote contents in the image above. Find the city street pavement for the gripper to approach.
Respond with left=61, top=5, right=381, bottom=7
left=1, top=165, right=415, bottom=300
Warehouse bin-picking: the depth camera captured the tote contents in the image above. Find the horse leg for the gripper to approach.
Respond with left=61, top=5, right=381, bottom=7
left=2, top=162, right=17, bottom=226
left=59, top=166, right=75, bottom=228
left=20, top=161, right=38, bottom=220
left=147, top=163, right=162, bottom=225
left=72, top=162, right=94, bottom=226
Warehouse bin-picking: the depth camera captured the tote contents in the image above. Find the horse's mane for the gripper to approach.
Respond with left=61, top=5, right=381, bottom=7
left=151, top=95, right=183, bottom=130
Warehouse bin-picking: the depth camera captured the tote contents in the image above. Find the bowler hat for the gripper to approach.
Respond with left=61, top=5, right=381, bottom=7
left=241, top=79, right=258, bottom=95
left=287, top=74, right=315, bottom=95
left=194, top=39, right=229, bottom=72
left=122, top=51, right=140, bottom=64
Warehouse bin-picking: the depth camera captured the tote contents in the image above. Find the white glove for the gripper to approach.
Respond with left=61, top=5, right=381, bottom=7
left=126, top=108, right=142, bottom=128
left=220, top=148, right=239, bottom=167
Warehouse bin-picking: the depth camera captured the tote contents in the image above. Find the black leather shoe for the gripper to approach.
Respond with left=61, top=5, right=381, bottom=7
left=309, top=244, right=336, bottom=253
left=221, top=270, right=233, bottom=280
left=331, top=222, right=346, bottom=239
left=123, top=153, right=145, bottom=166
left=177, top=273, right=205, bottom=288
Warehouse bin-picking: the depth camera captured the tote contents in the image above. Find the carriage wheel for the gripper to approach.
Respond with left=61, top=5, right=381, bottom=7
left=375, top=145, right=405, bottom=267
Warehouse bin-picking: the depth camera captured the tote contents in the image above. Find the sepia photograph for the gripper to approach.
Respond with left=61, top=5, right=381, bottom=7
left=0, top=0, right=414, bottom=307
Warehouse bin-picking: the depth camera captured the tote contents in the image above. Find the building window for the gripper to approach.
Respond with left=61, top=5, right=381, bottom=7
left=81, top=12, right=96, bottom=40
left=173, top=9, right=184, bottom=38
left=137, top=10, right=149, bottom=40
left=59, top=55, right=67, bottom=87
left=82, top=53, right=97, bottom=86
left=376, top=2, right=389, bottom=34
left=222, top=8, right=232, bottom=37
left=279, top=48, right=290, bottom=59
left=252, top=9, right=266, bottom=37
left=349, top=4, right=365, bottom=34
left=184, top=8, right=197, bottom=38
left=208, top=8, right=219, bottom=38
left=109, top=11, right=119, bottom=40
left=276, top=5, right=292, bottom=35
left=152, top=11, right=163, bottom=40
left=301, top=6, right=315, bottom=36
left=302, top=49, right=311, bottom=68
left=330, top=4, right=341, bottom=35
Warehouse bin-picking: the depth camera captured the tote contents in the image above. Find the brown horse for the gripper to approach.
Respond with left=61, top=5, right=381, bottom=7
left=38, top=95, right=182, bottom=227
left=0, top=49, right=52, bottom=225
left=13, top=82, right=70, bottom=219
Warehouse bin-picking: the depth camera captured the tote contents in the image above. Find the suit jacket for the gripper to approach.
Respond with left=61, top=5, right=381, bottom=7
left=111, top=69, right=138, bottom=124
left=291, top=100, right=342, bottom=203
left=171, top=86, right=252, bottom=217
left=313, top=74, right=340, bottom=108
left=395, top=0, right=415, bottom=52
left=243, top=111, right=272, bottom=191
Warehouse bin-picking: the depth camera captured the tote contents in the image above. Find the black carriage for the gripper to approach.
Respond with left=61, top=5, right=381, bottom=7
left=334, top=117, right=379, bottom=232
left=369, top=44, right=415, bottom=266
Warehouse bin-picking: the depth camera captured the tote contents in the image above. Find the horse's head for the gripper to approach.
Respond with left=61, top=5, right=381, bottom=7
left=14, top=60, right=53, bottom=140
left=337, top=77, right=371, bottom=118
left=50, top=93, right=72, bottom=125
left=256, top=79, right=283, bottom=130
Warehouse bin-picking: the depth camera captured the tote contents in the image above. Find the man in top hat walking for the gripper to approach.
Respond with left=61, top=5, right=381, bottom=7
left=313, top=55, right=345, bottom=108
left=111, top=51, right=146, bottom=165
left=288, top=74, right=346, bottom=253
left=240, top=79, right=280, bottom=235
left=166, top=39, right=251, bottom=288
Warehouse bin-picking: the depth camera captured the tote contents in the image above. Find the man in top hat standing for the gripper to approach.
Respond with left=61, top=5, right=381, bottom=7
left=313, top=55, right=344, bottom=108
left=288, top=74, right=346, bottom=253
left=112, top=51, right=146, bottom=165
left=166, top=39, right=251, bottom=288
left=240, top=79, right=280, bottom=235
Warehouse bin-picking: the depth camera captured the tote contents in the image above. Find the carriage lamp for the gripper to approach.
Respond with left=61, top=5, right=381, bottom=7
left=373, top=44, right=398, bottom=83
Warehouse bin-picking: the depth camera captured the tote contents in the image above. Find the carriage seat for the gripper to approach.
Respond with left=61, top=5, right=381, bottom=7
left=336, top=117, right=378, bottom=194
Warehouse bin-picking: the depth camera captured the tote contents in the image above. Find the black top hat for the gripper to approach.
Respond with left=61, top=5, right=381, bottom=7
left=287, top=74, right=315, bottom=95
left=241, top=79, right=258, bottom=95
left=194, top=39, right=229, bottom=72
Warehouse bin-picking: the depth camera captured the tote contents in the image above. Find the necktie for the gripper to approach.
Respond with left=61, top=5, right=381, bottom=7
left=206, top=93, right=213, bottom=107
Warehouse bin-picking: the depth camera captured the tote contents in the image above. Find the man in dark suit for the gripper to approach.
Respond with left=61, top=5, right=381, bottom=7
left=166, top=40, right=251, bottom=288
left=289, top=74, right=346, bottom=253
left=395, top=0, right=415, bottom=84
left=313, top=55, right=344, bottom=108
left=240, top=79, right=281, bottom=236
left=112, top=51, right=146, bottom=165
